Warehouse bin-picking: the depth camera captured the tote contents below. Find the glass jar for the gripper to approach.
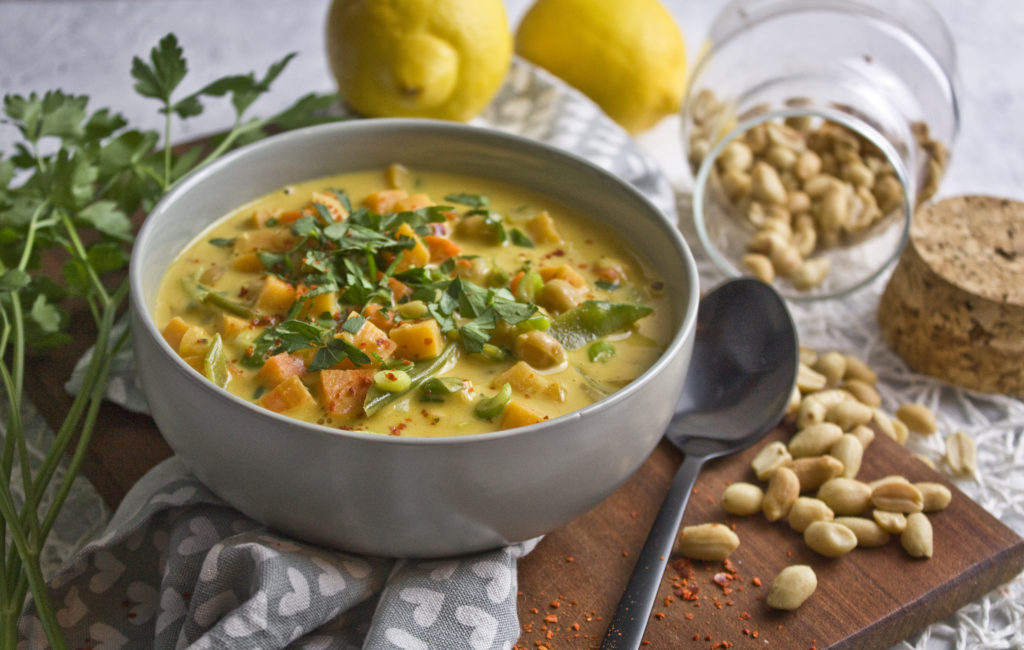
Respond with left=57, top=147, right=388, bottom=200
left=681, top=0, right=960, bottom=300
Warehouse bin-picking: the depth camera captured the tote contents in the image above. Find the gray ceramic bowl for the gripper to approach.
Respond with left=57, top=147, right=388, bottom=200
left=130, top=119, right=699, bottom=557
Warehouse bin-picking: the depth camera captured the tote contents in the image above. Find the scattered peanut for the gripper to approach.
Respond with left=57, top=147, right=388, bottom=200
left=871, top=480, right=924, bottom=514
left=789, top=422, right=844, bottom=458
left=945, top=431, right=978, bottom=478
left=763, top=466, right=800, bottom=522
left=829, top=434, right=864, bottom=478
left=834, top=516, right=891, bottom=548
left=721, top=482, right=764, bottom=516
left=788, top=497, right=835, bottom=533
left=826, top=400, right=873, bottom=431
left=766, top=565, right=817, bottom=610
left=751, top=440, right=793, bottom=481
left=872, top=509, right=907, bottom=534
left=915, top=482, right=952, bottom=512
left=817, top=477, right=872, bottom=516
left=895, top=403, right=938, bottom=435
left=790, top=455, right=845, bottom=492
left=901, top=512, right=934, bottom=558
left=804, top=520, right=858, bottom=557
left=677, top=523, right=740, bottom=561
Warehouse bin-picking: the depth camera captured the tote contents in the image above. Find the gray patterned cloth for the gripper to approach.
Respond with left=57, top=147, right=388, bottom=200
left=19, top=58, right=676, bottom=649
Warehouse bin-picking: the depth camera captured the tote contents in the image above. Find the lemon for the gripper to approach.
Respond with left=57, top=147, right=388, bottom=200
left=515, top=0, right=687, bottom=134
left=325, top=0, right=512, bottom=122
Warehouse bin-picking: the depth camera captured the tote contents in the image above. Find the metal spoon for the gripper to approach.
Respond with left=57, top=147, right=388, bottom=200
left=600, top=277, right=798, bottom=649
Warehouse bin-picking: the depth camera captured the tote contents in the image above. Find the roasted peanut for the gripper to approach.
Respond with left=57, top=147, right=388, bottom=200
left=871, top=480, right=923, bottom=514
left=850, top=424, right=875, bottom=450
left=766, top=565, right=817, bottom=610
left=870, top=408, right=899, bottom=442
left=804, top=520, right=858, bottom=557
left=763, top=466, right=800, bottom=522
left=788, top=497, right=835, bottom=533
left=797, top=364, right=828, bottom=393
left=722, top=482, right=764, bottom=516
left=842, top=355, right=878, bottom=384
left=826, top=400, right=873, bottom=431
left=790, top=455, right=845, bottom=492
left=915, top=482, right=952, bottom=512
left=812, top=351, right=847, bottom=385
left=790, top=257, right=831, bottom=291
left=817, top=477, right=872, bottom=515
left=901, top=512, right=933, bottom=558
left=829, top=434, right=864, bottom=479
left=945, top=431, right=977, bottom=477
left=741, top=253, right=775, bottom=283
left=834, top=516, right=890, bottom=548
left=873, top=509, right=907, bottom=534
left=789, top=422, right=844, bottom=458
left=719, top=140, right=754, bottom=171
left=895, top=403, right=938, bottom=435
left=841, top=379, right=881, bottom=407
left=677, top=523, right=740, bottom=561
left=751, top=441, right=793, bottom=481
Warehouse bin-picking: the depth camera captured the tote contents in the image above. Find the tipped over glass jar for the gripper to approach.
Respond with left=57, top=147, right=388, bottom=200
left=682, top=0, right=960, bottom=301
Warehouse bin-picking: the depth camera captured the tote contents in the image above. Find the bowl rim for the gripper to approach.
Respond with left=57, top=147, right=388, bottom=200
left=130, top=117, right=700, bottom=447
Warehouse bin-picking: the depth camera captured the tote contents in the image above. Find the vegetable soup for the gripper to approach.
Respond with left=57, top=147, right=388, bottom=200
left=154, top=165, right=672, bottom=436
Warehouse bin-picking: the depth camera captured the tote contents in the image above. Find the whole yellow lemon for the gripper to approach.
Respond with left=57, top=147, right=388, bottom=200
left=325, top=0, right=512, bottom=122
left=515, top=0, right=687, bottom=134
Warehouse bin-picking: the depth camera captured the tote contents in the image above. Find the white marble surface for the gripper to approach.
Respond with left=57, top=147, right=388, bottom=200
left=3, top=1, right=1023, bottom=648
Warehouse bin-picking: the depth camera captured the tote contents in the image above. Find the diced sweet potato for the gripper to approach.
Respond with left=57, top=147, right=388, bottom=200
left=336, top=316, right=397, bottom=368
left=539, top=264, right=588, bottom=288
left=363, top=303, right=397, bottom=332
left=250, top=208, right=281, bottom=228
left=162, top=317, right=192, bottom=351
left=316, top=369, right=375, bottom=417
left=387, top=277, right=413, bottom=302
left=491, top=361, right=549, bottom=395
left=394, top=222, right=430, bottom=272
left=393, top=193, right=434, bottom=212
left=423, top=234, right=462, bottom=263
left=500, top=401, right=545, bottom=430
left=259, top=375, right=315, bottom=413
left=254, top=275, right=297, bottom=315
left=230, top=252, right=265, bottom=272
left=258, top=352, right=307, bottom=388
left=234, top=228, right=295, bottom=253
left=364, top=189, right=408, bottom=213
left=311, top=191, right=349, bottom=221
left=389, top=319, right=443, bottom=360
left=527, top=210, right=562, bottom=244
left=178, top=325, right=211, bottom=357
left=301, top=291, right=341, bottom=319
left=219, top=313, right=250, bottom=340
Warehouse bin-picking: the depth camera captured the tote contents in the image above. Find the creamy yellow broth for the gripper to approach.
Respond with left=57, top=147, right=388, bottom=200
left=155, top=166, right=671, bottom=437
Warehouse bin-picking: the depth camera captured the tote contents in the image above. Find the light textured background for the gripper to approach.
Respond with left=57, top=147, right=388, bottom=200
left=2, top=0, right=1023, bottom=199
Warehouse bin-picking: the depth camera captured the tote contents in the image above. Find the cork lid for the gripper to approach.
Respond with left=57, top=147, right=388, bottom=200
left=911, top=195, right=1024, bottom=306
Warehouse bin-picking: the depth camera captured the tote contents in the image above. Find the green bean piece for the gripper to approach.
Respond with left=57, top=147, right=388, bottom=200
left=474, top=382, right=512, bottom=419
left=419, top=376, right=465, bottom=402
left=363, top=343, right=457, bottom=416
left=203, top=334, right=230, bottom=388
left=520, top=313, right=551, bottom=332
left=480, top=343, right=506, bottom=361
left=516, top=270, right=543, bottom=302
left=373, top=369, right=412, bottom=392
left=588, top=341, right=616, bottom=363
left=182, top=271, right=254, bottom=318
left=548, top=300, right=653, bottom=350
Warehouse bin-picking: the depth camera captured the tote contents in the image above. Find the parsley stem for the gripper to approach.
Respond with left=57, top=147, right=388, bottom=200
left=163, top=106, right=173, bottom=189
left=58, top=210, right=111, bottom=306
left=188, top=117, right=263, bottom=180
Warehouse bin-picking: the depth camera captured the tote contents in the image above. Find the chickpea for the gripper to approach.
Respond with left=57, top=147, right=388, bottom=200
left=537, top=278, right=585, bottom=313
left=455, top=256, right=491, bottom=285
left=514, top=330, right=567, bottom=369
left=455, top=214, right=501, bottom=243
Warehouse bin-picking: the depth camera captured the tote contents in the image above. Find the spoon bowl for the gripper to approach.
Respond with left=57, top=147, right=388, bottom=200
left=602, top=278, right=798, bottom=649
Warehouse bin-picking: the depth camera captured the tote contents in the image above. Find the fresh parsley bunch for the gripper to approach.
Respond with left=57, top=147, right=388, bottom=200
left=0, top=34, right=341, bottom=648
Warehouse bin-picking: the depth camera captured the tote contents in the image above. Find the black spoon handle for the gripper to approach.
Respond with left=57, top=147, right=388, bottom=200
left=600, top=453, right=706, bottom=649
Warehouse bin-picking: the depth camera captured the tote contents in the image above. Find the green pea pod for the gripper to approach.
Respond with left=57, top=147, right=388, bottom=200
left=203, top=334, right=230, bottom=388
left=474, top=382, right=512, bottom=420
left=182, top=270, right=254, bottom=318
left=363, top=343, right=457, bottom=417
left=548, top=300, right=653, bottom=350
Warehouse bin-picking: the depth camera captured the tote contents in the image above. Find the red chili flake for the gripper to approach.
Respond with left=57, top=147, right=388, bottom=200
left=752, top=577, right=762, bottom=587
left=630, top=510, right=640, bottom=518
left=571, top=623, right=580, bottom=631
left=684, top=613, right=694, bottom=620
left=549, top=600, right=561, bottom=609
left=621, top=550, right=629, bottom=557
left=566, top=556, right=574, bottom=563
left=545, top=631, right=554, bottom=640
left=752, top=631, right=759, bottom=639
left=530, top=607, right=539, bottom=614
left=654, top=612, right=665, bottom=620
left=664, top=596, right=674, bottom=606
left=713, top=572, right=731, bottom=587
left=543, top=615, right=557, bottom=624
left=692, top=634, right=700, bottom=640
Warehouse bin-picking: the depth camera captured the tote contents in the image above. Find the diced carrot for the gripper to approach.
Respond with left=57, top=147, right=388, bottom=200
left=389, top=319, right=443, bottom=360
left=259, top=375, right=315, bottom=413
left=276, top=210, right=305, bottom=225
left=257, top=352, right=307, bottom=388
left=254, top=275, right=297, bottom=315
left=387, top=277, right=413, bottom=302
left=336, top=316, right=397, bottom=368
left=316, top=369, right=375, bottom=417
left=364, top=189, right=408, bottom=214
left=394, top=222, right=430, bottom=272
left=500, top=401, right=545, bottom=430
left=363, top=303, right=397, bottom=332
left=509, top=270, right=525, bottom=296
left=311, top=191, right=349, bottom=221
left=423, top=234, right=462, bottom=263
left=162, top=317, right=192, bottom=351
left=393, top=193, right=434, bottom=212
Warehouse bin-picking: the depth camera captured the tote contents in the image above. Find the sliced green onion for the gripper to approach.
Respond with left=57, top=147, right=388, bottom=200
left=480, top=343, right=506, bottom=361
left=419, top=376, right=465, bottom=402
left=373, top=369, right=412, bottom=392
left=363, top=343, right=457, bottom=416
left=203, top=334, right=230, bottom=388
left=587, top=341, right=616, bottom=363
left=521, top=313, right=551, bottom=332
left=474, top=382, right=512, bottom=419
left=516, top=270, right=543, bottom=302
